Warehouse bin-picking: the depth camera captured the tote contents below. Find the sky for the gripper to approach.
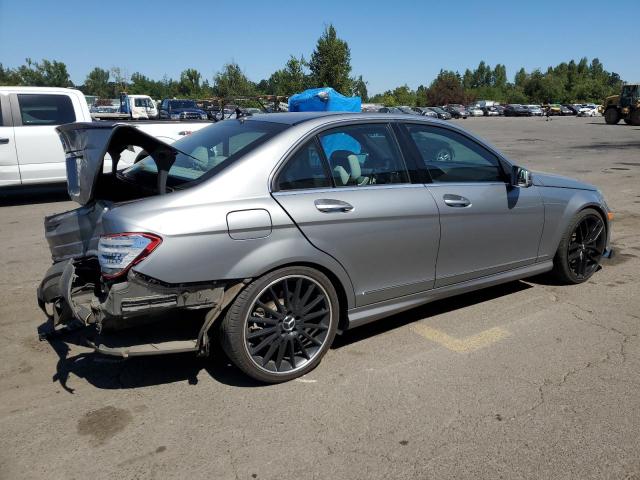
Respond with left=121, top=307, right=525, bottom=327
left=1, top=0, right=639, bottom=95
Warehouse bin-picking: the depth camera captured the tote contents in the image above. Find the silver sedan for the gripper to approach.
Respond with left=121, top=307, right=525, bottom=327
left=39, top=112, right=612, bottom=382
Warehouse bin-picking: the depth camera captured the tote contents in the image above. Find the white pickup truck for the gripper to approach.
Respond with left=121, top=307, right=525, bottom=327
left=0, top=87, right=211, bottom=187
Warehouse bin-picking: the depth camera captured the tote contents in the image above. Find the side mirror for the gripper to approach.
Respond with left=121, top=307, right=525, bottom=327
left=512, top=166, right=533, bottom=187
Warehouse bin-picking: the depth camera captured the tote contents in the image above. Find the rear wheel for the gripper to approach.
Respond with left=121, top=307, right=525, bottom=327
left=604, top=108, right=620, bottom=124
left=220, top=266, right=339, bottom=383
left=552, top=209, right=606, bottom=284
left=630, top=109, right=640, bottom=126
left=624, top=119, right=633, bottom=125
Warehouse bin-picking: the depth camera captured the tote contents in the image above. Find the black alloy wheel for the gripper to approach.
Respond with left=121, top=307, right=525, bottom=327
left=553, top=209, right=606, bottom=284
left=220, top=267, right=338, bottom=383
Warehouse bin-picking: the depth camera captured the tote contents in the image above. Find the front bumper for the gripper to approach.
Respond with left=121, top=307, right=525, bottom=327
left=37, top=259, right=242, bottom=356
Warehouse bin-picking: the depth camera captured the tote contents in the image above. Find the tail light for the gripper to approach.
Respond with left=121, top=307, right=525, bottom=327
left=98, top=233, right=162, bottom=279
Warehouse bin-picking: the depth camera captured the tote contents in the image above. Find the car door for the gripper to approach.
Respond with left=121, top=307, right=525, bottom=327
left=0, top=94, right=20, bottom=186
left=272, top=122, right=440, bottom=307
left=10, top=92, right=77, bottom=184
left=401, top=123, right=544, bottom=287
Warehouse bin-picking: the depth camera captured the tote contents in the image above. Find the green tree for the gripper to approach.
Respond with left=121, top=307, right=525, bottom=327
left=351, top=75, right=368, bottom=101
left=213, top=62, right=255, bottom=98
left=179, top=68, right=202, bottom=97
left=16, top=58, right=72, bottom=87
left=425, top=70, right=466, bottom=105
left=0, top=64, right=20, bottom=85
left=308, top=24, right=352, bottom=94
left=83, top=67, right=111, bottom=97
left=267, top=56, right=309, bottom=95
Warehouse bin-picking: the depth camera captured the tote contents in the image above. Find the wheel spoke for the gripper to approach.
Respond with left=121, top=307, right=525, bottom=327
left=250, top=332, right=280, bottom=355
left=275, top=339, right=287, bottom=371
left=268, top=287, right=285, bottom=314
left=261, top=337, right=281, bottom=366
left=585, top=221, right=604, bottom=244
left=302, top=309, right=329, bottom=321
left=295, top=336, right=310, bottom=360
left=568, top=249, right=581, bottom=261
left=302, top=295, right=324, bottom=315
left=299, top=284, right=315, bottom=310
left=247, top=327, right=277, bottom=340
left=300, top=330, right=323, bottom=346
left=282, top=279, right=292, bottom=310
left=288, top=338, right=297, bottom=369
left=248, top=316, right=279, bottom=325
left=300, top=323, right=329, bottom=330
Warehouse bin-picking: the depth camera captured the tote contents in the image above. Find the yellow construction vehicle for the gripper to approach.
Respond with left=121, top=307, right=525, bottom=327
left=603, top=83, right=640, bottom=125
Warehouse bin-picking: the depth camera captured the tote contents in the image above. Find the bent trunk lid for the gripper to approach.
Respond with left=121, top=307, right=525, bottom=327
left=56, top=122, right=179, bottom=205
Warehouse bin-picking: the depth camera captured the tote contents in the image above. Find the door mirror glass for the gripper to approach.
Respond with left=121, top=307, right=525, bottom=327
left=512, top=166, right=533, bottom=187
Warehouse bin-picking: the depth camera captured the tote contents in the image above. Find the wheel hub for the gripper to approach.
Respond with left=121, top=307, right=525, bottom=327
left=282, top=315, right=296, bottom=332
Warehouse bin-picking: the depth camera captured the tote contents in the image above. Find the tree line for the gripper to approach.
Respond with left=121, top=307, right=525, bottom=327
left=0, top=25, right=623, bottom=106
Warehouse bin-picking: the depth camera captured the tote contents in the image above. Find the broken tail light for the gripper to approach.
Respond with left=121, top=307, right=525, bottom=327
left=98, top=233, right=162, bottom=279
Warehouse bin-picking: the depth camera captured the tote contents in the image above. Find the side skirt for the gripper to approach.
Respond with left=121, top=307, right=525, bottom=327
left=346, top=261, right=553, bottom=329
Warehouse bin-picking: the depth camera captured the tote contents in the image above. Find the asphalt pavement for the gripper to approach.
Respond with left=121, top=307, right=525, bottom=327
left=1, top=115, right=639, bottom=480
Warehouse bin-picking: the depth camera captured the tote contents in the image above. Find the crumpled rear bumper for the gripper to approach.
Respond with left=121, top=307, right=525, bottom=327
left=37, top=259, right=243, bottom=356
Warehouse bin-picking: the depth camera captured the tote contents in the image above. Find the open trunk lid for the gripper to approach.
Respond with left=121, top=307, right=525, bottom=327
left=56, top=122, right=179, bottom=206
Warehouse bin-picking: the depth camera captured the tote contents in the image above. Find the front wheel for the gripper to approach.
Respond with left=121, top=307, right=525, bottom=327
left=220, top=266, right=339, bottom=383
left=552, top=209, right=606, bottom=284
left=604, top=108, right=620, bottom=125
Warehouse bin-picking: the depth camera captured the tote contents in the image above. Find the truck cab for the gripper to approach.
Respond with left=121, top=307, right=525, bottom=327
left=0, top=87, right=92, bottom=186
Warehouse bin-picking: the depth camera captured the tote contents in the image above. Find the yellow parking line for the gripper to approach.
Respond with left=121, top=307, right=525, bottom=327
left=412, top=324, right=510, bottom=353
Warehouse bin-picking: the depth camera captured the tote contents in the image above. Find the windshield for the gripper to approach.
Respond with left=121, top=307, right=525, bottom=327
left=170, top=100, right=197, bottom=109
left=122, top=119, right=287, bottom=188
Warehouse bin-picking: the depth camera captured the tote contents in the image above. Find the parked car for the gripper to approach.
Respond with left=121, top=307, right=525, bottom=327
left=396, top=106, right=421, bottom=115
left=159, top=99, right=209, bottom=120
left=563, top=104, right=581, bottom=115
left=378, top=106, right=402, bottom=114
left=39, top=112, right=612, bottom=383
left=426, top=107, right=452, bottom=120
left=577, top=104, right=599, bottom=117
left=526, top=105, right=543, bottom=116
left=559, top=105, right=574, bottom=116
left=0, top=87, right=211, bottom=187
left=542, top=104, right=562, bottom=116
left=481, top=106, right=500, bottom=116
left=412, top=107, right=438, bottom=118
left=503, top=104, right=531, bottom=117
left=466, top=106, right=484, bottom=117
left=494, top=105, right=505, bottom=115
left=444, top=105, right=468, bottom=119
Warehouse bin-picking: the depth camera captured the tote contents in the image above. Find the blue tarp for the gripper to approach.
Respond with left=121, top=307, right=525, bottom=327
left=288, top=87, right=361, bottom=112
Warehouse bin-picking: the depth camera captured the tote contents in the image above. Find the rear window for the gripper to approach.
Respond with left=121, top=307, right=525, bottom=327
left=123, top=119, right=287, bottom=187
left=17, top=94, right=76, bottom=126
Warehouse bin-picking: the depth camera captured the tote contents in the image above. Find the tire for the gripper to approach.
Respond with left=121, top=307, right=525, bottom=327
left=624, top=119, right=633, bottom=125
left=630, top=109, right=640, bottom=126
left=220, top=266, right=339, bottom=383
left=604, top=108, right=620, bottom=125
left=552, top=208, right=606, bottom=284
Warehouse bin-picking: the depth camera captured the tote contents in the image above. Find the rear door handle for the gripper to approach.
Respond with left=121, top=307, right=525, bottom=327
left=0, top=138, right=9, bottom=145
left=314, top=199, right=354, bottom=213
left=443, top=194, right=471, bottom=207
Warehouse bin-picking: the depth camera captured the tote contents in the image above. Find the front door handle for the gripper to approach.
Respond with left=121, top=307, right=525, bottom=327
left=0, top=138, right=9, bottom=145
left=314, top=199, right=354, bottom=213
left=443, top=194, right=471, bottom=207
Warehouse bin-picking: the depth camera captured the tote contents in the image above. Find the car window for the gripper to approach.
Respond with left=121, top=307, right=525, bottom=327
left=318, top=124, right=409, bottom=187
left=405, top=124, right=505, bottom=183
left=17, top=94, right=76, bottom=126
left=123, top=120, right=286, bottom=186
left=277, top=140, right=331, bottom=191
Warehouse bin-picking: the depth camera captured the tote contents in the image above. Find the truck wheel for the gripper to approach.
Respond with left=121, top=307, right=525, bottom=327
left=604, top=108, right=620, bottom=125
left=630, top=110, right=640, bottom=126
left=552, top=208, right=606, bottom=284
left=624, top=119, right=633, bottom=125
left=220, top=266, right=339, bottom=383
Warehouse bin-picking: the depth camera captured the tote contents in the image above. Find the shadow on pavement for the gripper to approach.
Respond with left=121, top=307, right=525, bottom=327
left=333, top=280, right=532, bottom=348
left=40, top=280, right=533, bottom=391
left=0, top=184, right=70, bottom=206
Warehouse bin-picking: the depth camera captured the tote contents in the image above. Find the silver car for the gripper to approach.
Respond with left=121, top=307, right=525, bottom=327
left=38, top=112, right=612, bottom=383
